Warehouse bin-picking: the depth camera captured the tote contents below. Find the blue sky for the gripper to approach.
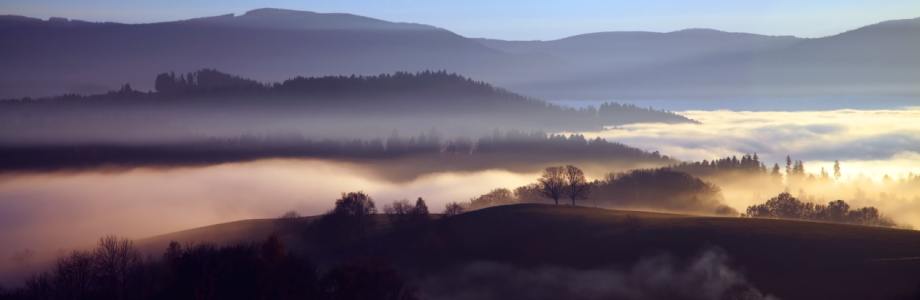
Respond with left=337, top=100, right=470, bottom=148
left=2, top=0, right=918, bottom=40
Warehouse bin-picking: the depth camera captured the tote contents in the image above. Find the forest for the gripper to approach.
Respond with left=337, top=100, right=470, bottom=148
left=0, top=70, right=695, bottom=146
left=0, top=130, right=674, bottom=172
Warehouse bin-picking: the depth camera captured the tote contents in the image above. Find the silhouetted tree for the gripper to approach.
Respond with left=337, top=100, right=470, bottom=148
left=745, top=192, right=899, bottom=228
left=469, top=188, right=517, bottom=210
left=539, top=166, right=567, bottom=205
left=313, top=191, right=378, bottom=242
left=384, top=199, right=415, bottom=228
left=594, top=168, right=723, bottom=213
left=52, top=250, right=97, bottom=300
left=24, top=272, right=53, bottom=300
left=93, top=235, right=141, bottom=300
left=384, top=198, right=429, bottom=228
left=564, top=165, right=590, bottom=206
left=10, top=248, right=35, bottom=269
left=833, top=160, right=841, bottom=182
left=411, top=197, right=429, bottom=224
left=443, top=202, right=466, bottom=217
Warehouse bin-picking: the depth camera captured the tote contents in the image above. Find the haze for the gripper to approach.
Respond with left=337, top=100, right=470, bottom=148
left=4, top=0, right=919, bottom=40
left=1, top=3, right=919, bottom=299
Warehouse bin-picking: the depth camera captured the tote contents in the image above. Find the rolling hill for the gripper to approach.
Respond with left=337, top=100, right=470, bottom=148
left=138, top=204, right=920, bottom=300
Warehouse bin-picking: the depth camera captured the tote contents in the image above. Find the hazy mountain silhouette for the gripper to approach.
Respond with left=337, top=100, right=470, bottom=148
left=0, top=69, right=694, bottom=145
left=0, top=8, right=567, bottom=99
left=0, top=9, right=917, bottom=99
left=475, top=29, right=802, bottom=72
left=477, top=18, right=920, bottom=99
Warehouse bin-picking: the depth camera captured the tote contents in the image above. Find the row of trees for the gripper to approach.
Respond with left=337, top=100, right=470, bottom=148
left=4, top=69, right=697, bottom=127
left=536, top=165, right=591, bottom=205
left=277, top=191, right=467, bottom=246
left=744, top=192, right=903, bottom=228
left=194, top=130, right=672, bottom=160
left=456, top=165, right=731, bottom=215
left=0, top=130, right=676, bottom=172
left=672, top=154, right=849, bottom=187
left=0, top=234, right=420, bottom=300
left=154, top=69, right=264, bottom=93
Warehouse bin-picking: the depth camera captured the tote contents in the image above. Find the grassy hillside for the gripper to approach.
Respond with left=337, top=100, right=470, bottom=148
left=139, top=204, right=920, bottom=300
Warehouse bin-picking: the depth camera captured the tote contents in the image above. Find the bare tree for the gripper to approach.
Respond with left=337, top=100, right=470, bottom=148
left=385, top=197, right=430, bottom=228
left=11, top=248, right=35, bottom=269
left=564, top=165, right=591, bottom=206
left=538, top=166, right=567, bottom=205
left=384, top=199, right=415, bottom=228
left=443, top=202, right=466, bottom=217
left=53, top=250, right=97, bottom=300
left=94, top=235, right=141, bottom=300
left=24, top=272, right=53, bottom=300
left=276, top=210, right=308, bottom=234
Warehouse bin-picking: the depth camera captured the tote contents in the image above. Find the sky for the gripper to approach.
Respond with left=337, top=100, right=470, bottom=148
left=2, top=0, right=919, bottom=40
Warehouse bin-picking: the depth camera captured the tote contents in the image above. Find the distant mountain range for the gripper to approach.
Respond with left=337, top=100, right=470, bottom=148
left=1, top=8, right=917, bottom=99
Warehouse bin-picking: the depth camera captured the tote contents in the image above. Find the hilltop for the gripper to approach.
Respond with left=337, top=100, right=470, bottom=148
left=138, top=204, right=920, bottom=300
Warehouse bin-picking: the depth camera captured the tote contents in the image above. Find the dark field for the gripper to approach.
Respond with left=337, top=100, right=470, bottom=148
left=138, top=204, right=920, bottom=300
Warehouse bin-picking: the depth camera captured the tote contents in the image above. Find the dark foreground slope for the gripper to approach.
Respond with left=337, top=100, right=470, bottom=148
left=141, top=204, right=920, bottom=300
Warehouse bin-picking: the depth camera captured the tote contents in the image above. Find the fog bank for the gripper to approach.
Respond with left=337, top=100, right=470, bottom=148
left=0, top=159, right=537, bottom=272
left=576, top=109, right=920, bottom=182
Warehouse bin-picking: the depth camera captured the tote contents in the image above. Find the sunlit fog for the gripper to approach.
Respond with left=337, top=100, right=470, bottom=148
left=0, top=160, right=537, bottom=272
left=1, top=3, right=918, bottom=299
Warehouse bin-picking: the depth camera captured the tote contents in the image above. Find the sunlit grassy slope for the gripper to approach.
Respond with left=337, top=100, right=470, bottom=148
left=139, top=204, right=920, bottom=300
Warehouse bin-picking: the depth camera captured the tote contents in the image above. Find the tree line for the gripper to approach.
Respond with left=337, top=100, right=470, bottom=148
left=0, top=234, right=420, bottom=300
left=0, top=130, right=675, bottom=171
left=743, top=192, right=905, bottom=228
left=275, top=191, right=469, bottom=247
left=2, top=69, right=697, bottom=126
left=454, top=165, right=731, bottom=215
left=671, top=154, right=920, bottom=203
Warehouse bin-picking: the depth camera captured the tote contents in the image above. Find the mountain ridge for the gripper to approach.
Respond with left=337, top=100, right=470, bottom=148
left=0, top=9, right=917, bottom=99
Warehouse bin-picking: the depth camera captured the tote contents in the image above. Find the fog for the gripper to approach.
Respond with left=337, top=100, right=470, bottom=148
left=564, top=108, right=920, bottom=227
left=419, top=246, right=777, bottom=300
left=0, top=159, right=538, bottom=273
left=574, top=108, right=920, bottom=179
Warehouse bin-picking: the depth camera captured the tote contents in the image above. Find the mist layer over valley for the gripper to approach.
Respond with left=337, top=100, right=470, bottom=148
left=2, top=6, right=919, bottom=300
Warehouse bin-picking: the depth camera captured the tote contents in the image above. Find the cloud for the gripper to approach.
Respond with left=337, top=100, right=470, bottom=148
left=418, top=246, right=778, bottom=300
left=567, top=109, right=920, bottom=182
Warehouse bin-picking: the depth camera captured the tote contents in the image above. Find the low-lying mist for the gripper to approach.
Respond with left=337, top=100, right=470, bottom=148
left=0, top=159, right=539, bottom=273
left=566, top=108, right=920, bottom=226
left=578, top=108, right=920, bottom=167
left=418, top=246, right=777, bottom=300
